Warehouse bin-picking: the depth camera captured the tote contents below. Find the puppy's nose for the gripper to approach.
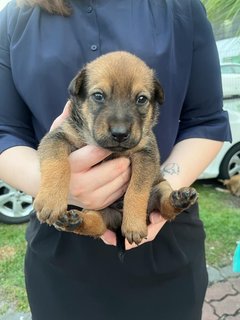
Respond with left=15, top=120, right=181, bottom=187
left=110, top=125, right=130, bottom=143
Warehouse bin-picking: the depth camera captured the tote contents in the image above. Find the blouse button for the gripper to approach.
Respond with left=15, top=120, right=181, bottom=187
left=87, top=6, right=93, bottom=13
left=90, top=44, right=98, bottom=51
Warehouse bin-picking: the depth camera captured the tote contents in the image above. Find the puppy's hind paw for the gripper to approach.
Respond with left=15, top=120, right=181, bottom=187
left=170, top=187, right=198, bottom=210
left=54, top=210, right=83, bottom=232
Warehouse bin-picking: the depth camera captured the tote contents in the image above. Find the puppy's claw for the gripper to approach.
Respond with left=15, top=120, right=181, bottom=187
left=36, top=210, right=51, bottom=223
left=122, top=228, right=148, bottom=246
left=34, top=195, right=67, bottom=225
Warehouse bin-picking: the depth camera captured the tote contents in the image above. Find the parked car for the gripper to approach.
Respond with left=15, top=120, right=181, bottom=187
left=199, top=98, right=240, bottom=179
left=0, top=0, right=10, bottom=11
left=221, top=63, right=240, bottom=98
left=0, top=180, right=33, bottom=224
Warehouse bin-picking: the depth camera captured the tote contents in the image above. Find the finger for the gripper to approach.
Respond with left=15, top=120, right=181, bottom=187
left=62, top=100, right=72, bottom=116
left=146, top=219, right=167, bottom=239
left=97, top=181, right=129, bottom=209
left=70, top=155, right=130, bottom=192
left=149, top=211, right=166, bottom=224
left=69, top=145, right=111, bottom=172
left=101, top=229, right=117, bottom=246
left=71, top=180, right=128, bottom=211
left=102, top=215, right=166, bottom=250
left=50, top=100, right=72, bottom=131
left=125, top=217, right=167, bottom=250
left=125, top=241, right=138, bottom=250
left=81, top=160, right=130, bottom=194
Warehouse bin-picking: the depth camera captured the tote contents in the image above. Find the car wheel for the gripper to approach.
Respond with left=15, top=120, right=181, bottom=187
left=0, top=180, right=33, bottom=224
left=219, top=143, right=240, bottom=179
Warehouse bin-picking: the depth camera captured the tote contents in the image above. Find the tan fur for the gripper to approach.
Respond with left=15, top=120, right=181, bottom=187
left=72, top=210, right=107, bottom=237
left=121, top=151, right=157, bottom=242
left=35, top=141, right=71, bottom=224
left=220, top=175, right=240, bottom=197
left=34, top=51, right=198, bottom=245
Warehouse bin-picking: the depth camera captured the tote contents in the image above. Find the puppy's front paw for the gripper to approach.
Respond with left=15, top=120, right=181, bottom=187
left=34, top=193, right=67, bottom=225
left=170, top=187, right=198, bottom=210
left=54, top=210, right=83, bottom=232
left=121, top=222, right=148, bottom=245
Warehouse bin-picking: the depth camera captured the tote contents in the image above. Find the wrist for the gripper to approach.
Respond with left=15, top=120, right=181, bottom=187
left=161, top=162, right=186, bottom=190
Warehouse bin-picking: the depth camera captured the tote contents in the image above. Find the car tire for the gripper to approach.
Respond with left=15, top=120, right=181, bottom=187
left=219, top=143, right=240, bottom=179
left=0, top=180, right=33, bottom=224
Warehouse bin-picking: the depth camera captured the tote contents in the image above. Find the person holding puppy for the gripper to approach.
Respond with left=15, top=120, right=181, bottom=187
left=0, top=1, right=231, bottom=320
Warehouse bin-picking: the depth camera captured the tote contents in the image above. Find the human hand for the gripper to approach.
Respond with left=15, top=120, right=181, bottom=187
left=50, top=101, right=131, bottom=210
left=50, top=100, right=72, bottom=130
left=68, top=147, right=130, bottom=209
left=101, top=211, right=167, bottom=250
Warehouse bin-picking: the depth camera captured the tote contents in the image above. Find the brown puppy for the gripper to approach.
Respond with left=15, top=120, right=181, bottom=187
left=219, top=175, right=240, bottom=197
left=34, top=51, right=198, bottom=245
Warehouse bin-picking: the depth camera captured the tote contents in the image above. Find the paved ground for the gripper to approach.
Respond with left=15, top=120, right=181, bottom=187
left=203, top=265, right=240, bottom=319
left=0, top=265, right=239, bottom=320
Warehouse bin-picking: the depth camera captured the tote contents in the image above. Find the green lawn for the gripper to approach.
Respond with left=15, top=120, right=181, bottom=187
left=195, top=181, right=240, bottom=267
left=0, top=223, right=29, bottom=313
left=0, top=181, right=239, bottom=312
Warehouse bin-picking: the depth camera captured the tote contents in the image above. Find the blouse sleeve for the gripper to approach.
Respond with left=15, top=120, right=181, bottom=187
left=0, top=2, right=37, bottom=154
left=176, top=0, right=232, bottom=144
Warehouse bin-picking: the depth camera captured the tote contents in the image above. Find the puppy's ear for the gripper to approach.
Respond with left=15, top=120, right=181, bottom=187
left=154, top=78, right=164, bottom=105
left=68, top=68, right=87, bottom=98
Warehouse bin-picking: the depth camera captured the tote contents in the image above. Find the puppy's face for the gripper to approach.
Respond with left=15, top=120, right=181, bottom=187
left=69, top=52, right=164, bottom=152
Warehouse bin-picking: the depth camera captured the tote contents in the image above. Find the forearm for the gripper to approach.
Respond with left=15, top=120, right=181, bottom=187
left=0, top=139, right=223, bottom=202
left=0, top=146, right=40, bottom=197
left=0, top=145, right=130, bottom=209
left=161, top=138, right=223, bottom=190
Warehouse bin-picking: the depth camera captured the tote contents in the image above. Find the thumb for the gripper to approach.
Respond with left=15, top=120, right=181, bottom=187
left=50, top=100, right=72, bottom=131
left=149, top=211, right=166, bottom=224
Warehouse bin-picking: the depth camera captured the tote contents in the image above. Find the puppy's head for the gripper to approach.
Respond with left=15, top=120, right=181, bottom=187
left=69, top=51, right=164, bottom=152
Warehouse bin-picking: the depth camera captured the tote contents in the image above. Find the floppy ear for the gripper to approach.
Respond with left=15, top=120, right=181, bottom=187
left=68, top=68, right=87, bottom=98
left=154, top=78, right=165, bottom=105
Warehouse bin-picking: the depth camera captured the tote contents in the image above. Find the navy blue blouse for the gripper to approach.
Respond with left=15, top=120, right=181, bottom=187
left=0, top=0, right=231, bottom=162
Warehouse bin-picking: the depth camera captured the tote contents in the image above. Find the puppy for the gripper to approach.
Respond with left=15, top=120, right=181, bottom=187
left=219, top=175, right=240, bottom=197
left=34, top=51, right=198, bottom=245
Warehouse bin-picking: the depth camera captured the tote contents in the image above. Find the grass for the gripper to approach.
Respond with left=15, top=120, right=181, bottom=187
left=0, top=223, right=29, bottom=314
left=0, top=181, right=239, bottom=312
left=195, top=181, right=240, bottom=267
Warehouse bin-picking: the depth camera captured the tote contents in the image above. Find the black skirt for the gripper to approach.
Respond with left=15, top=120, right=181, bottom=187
left=25, top=203, right=208, bottom=320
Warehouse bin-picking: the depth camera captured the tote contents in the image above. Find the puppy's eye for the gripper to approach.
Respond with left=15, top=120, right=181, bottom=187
left=136, top=95, right=148, bottom=106
left=92, top=92, right=105, bottom=103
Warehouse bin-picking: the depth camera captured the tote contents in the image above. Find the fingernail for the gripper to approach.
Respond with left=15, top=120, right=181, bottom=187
left=101, top=237, right=110, bottom=245
left=101, top=235, right=116, bottom=246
